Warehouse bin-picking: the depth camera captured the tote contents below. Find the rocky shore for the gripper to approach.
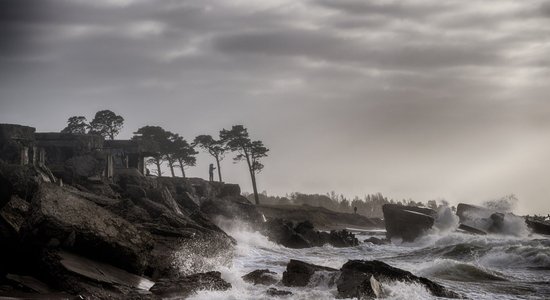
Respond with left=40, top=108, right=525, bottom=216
left=0, top=160, right=379, bottom=299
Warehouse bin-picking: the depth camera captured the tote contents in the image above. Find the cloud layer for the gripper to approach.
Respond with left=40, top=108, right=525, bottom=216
left=1, top=0, right=550, bottom=214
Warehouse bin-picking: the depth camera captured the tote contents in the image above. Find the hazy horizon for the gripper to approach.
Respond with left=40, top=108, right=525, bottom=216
left=2, top=0, right=550, bottom=215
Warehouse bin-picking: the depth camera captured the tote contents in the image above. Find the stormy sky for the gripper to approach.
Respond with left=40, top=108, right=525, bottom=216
left=1, top=0, right=550, bottom=214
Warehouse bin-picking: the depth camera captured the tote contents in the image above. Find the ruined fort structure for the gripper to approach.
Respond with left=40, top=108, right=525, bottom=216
left=0, top=123, right=158, bottom=183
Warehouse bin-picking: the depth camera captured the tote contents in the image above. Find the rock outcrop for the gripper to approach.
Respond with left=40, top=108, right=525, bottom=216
left=382, top=204, right=435, bottom=242
left=282, top=259, right=338, bottom=287
left=264, top=219, right=359, bottom=248
left=150, top=271, right=231, bottom=299
left=242, top=269, right=278, bottom=286
left=336, top=260, right=461, bottom=299
left=22, top=183, right=153, bottom=274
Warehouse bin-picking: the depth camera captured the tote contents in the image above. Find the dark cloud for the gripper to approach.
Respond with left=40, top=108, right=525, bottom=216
left=1, top=0, right=550, bottom=214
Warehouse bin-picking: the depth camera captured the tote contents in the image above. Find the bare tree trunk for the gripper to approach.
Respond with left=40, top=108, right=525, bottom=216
left=178, top=159, right=186, bottom=178
left=169, top=161, right=175, bottom=177
left=215, top=156, right=222, bottom=182
left=155, top=158, right=162, bottom=177
left=244, top=153, right=259, bottom=205
left=250, top=169, right=259, bottom=205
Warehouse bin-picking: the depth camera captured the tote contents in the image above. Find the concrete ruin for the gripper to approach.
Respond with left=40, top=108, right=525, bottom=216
left=0, top=124, right=44, bottom=166
left=104, top=139, right=158, bottom=177
left=0, top=124, right=159, bottom=183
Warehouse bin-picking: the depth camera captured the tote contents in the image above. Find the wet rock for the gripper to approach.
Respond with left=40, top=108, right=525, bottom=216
left=382, top=204, right=435, bottom=242
left=58, top=251, right=154, bottom=290
left=242, top=269, right=278, bottom=286
left=458, top=223, right=487, bottom=235
left=22, top=183, right=153, bottom=274
left=264, top=219, right=310, bottom=248
left=150, top=271, right=231, bottom=298
left=266, top=288, right=292, bottom=297
left=488, top=213, right=505, bottom=233
left=337, top=260, right=460, bottom=299
left=265, top=219, right=359, bottom=248
left=282, top=259, right=338, bottom=287
left=364, top=237, right=390, bottom=245
left=525, top=218, right=550, bottom=235
left=327, top=229, right=359, bottom=247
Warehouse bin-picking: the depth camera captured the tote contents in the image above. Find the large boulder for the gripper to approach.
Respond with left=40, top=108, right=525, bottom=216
left=382, top=204, right=435, bottom=242
left=525, top=218, right=550, bottom=235
left=150, top=271, right=231, bottom=298
left=265, top=219, right=359, bottom=248
left=21, top=183, right=153, bottom=274
left=281, top=259, right=338, bottom=287
left=0, top=162, right=42, bottom=203
left=337, top=260, right=460, bottom=299
left=242, top=269, right=278, bottom=286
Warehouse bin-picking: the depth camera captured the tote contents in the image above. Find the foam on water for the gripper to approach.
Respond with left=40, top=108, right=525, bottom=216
left=177, top=218, right=550, bottom=300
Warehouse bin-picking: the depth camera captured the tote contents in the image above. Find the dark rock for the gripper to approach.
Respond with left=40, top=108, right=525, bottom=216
left=337, top=260, right=460, bottom=299
left=266, top=288, right=292, bottom=297
left=58, top=251, right=154, bottom=290
left=265, top=219, right=359, bottom=248
left=264, top=219, right=310, bottom=248
left=458, top=223, right=487, bottom=235
left=525, top=218, right=550, bottom=235
left=150, top=271, right=231, bottom=298
left=242, top=269, right=278, bottom=286
left=5, top=273, right=55, bottom=294
left=282, top=259, right=338, bottom=287
left=201, top=195, right=264, bottom=225
left=488, top=212, right=505, bottom=233
left=1, top=195, right=29, bottom=235
left=219, top=184, right=241, bottom=198
left=0, top=162, right=42, bottom=202
left=364, top=237, right=390, bottom=245
left=21, top=183, right=153, bottom=274
left=382, top=204, right=435, bottom=242
left=328, top=229, right=359, bottom=247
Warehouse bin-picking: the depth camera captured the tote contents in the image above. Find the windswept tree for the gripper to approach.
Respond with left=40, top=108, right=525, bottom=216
left=133, top=126, right=171, bottom=176
left=89, top=110, right=124, bottom=140
left=220, top=125, right=269, bottom=205
left=167, top=133, right=197, bottom=178
left=61, top=116, right=88, bottom=134
left=193, top=135, right=226, bottom=182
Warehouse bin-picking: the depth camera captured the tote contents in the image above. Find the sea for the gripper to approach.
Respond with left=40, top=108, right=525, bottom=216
left=182, top=216, right=550, bottom=300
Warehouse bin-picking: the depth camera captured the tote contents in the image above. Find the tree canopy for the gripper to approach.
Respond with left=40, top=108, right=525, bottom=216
left=89, top=110, right=124, bottom=140
left=133, top=125, right=171, bottom=176
left=193, top=134, right=226, bottom=182
left=61, top=116, right=88, bottom=134
left=220, top=125, right=269, bottom=204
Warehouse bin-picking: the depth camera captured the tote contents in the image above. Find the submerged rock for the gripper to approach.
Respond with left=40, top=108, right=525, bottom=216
left=242, top=269, right=278, bottom=286
left=364, top=237, right=390, bottom=245
left=382, top=204, right=435, bottom=242
left=337, top=260, right=460, bottom=299
left=150, top=271, right=231, bottom=298
left=266, top=287, right=293, bottom=297
left=458, top=223, right=487, bottom=235
left=282, top=259, right=338, bottom=287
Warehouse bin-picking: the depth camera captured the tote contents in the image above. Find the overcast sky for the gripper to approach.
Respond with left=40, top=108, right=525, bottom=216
left=1, top=0, right=550, bottom=214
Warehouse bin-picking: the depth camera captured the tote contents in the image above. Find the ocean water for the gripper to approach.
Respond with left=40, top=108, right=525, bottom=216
left=183, top=219, right=550, bottom=300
